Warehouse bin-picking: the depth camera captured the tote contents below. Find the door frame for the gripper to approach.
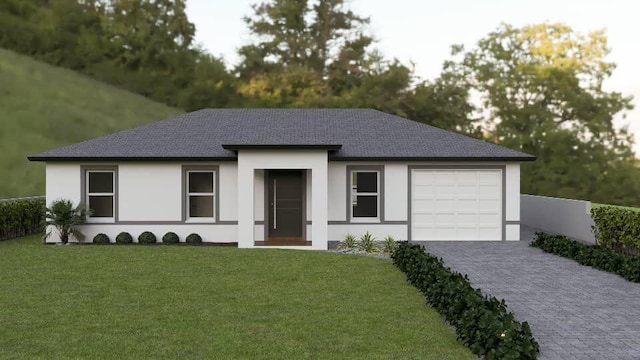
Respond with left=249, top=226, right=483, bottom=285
left=264, top=169, right=307, bottom=243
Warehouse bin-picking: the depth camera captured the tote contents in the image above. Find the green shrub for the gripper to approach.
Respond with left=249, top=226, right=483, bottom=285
left=162, top=231, right=179, bottom=244
left=0, top=197, right=45, bottom=241
left=358, top=231, right=376, bottom=253
left=93, top=233, right=110, bottom=245
left=339, top=233, right=356, bottom=249
left=531, top=232, right=640, bottom=283
left=392, top=242, right=539, bottom=359
left=138, top=231, right=157, bottom=244
left=382, top=235, right=397, bottom=254
left=115, top=232, right=133, bottom=244
left=591, top=206, right=640, bottom=255
left=185, top=233, right=202, bottom=244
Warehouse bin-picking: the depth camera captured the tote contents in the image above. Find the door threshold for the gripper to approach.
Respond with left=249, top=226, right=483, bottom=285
left=255, top=240, right=312, bottom=247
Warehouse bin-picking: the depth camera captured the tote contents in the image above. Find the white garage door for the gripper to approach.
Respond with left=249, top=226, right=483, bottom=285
left=411, top=169, right=502, bottom=241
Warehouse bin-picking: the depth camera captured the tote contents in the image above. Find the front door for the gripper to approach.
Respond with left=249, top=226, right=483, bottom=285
left=267, top=170, right=304, bottom=243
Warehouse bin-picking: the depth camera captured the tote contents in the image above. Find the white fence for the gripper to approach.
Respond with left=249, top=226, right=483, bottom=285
left=521, top=194, right=596, bottom=244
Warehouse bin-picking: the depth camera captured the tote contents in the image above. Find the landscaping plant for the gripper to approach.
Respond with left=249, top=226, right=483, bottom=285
left=0, top=197, right=45, bottom=241
left=382, top=235, right=397, bottom=254
left=115, top=232, right=133, bottom=244
left=138, top=231, right=157, bottom=244
left=93, top=233, right=110, bottom=245
left=531, top=232, right=640, bottom=283
left=358, top=231, right=376, bottom=253
left=43, top=199, right=87, bottom=244
left=591, top=206, right=640, bottom=256
left=339, top=233, right=357, bottom=249
left=185, top=233, right=202, bottom=244
left=392, top=241, right=539, bottom=359
left=162, top=232, right=180, bottom=244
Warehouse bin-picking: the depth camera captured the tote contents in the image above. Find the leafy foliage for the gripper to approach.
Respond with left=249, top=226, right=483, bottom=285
left=591, top=206, right=640, bottom=255
left=137, top=231, right=157, bottom=245
left=382, top=236, right=398, bottom=254
left=44, top=199, right=87, bottom=244
left=93, top=233, right=110, bottom=245
left=162, top=231, right=180, bottom=244
left=0, top=197, right=45, bottom=241
left=531, top=233, right=640, bottom=282
left=445, top=23, right=638, bottom=205
left=185, top=233, right=202, bottom=244
left=115, top=232, right=133, bottom=244
left=339, top=233, right=356, bottom=249
left=392, top=242, right=539, bottom=359
left=358, top=231, right=376, bottom=253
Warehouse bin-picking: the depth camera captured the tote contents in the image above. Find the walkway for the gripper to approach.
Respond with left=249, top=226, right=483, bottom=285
left=419, top=226, right=640, bottom=360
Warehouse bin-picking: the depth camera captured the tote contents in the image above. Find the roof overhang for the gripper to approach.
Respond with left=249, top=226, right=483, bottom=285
left=221, top=144, right=342, bottom=150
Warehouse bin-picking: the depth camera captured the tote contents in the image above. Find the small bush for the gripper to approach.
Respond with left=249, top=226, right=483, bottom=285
left=358, top=231, right=376, bottom=253
left=93, top=233, right=110, bottom=245
left=591, top=206, right=640, bottom=256
left=138, top=231, right=157, bottom=244
left=115, top=232, right=133, bottom=244
left=185, top=233, right=202, bottom=244
left=162, top=231, right=180, bottom=244
left=392, top=242, right=539, bottom=359
left=382, top=235, right=397, bottom=254
left=531, top=232, right=640, bottom=283
left=0, top=197, right=45, bottom=241
left=339, top=233, right=357, bottom=249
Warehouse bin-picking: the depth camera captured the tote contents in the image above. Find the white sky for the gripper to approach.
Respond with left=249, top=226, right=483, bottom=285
left=186, top=0, right=640, bottom=151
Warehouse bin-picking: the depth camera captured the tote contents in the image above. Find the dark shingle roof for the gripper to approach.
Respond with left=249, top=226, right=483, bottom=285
left=28, top=109, right=534, bottom=161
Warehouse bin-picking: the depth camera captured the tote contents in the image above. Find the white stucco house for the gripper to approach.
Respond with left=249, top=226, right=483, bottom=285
left=29, top=109, right=535, bottom=249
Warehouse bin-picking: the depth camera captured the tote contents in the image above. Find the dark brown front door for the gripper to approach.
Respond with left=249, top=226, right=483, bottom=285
left=267, top=170, right=304, bottom=242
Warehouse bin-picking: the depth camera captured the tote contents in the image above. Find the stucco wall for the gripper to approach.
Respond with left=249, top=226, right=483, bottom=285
left=521, top=194, right=595, bottom=244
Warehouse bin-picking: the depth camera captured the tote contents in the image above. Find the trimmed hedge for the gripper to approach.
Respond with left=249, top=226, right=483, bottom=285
left=138, top=231, right=157, bottom=244
left=0, top=197, right=45, bottom=241
left=185, top=233, right=202, bottom=244
left=392, top=242, right=539, bottom=359
left=531, top=232, right=640, bottom=283
left=591, top=206, right=640, bottom=256
left=115, top=232, right=133, bottom=244
left=93, top=233, right=110, bottom=245
left=162, top=232, right=179, bottom=244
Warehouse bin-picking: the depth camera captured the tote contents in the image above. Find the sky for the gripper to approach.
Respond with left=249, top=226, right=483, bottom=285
left=185, top=0, right=640, bottom=151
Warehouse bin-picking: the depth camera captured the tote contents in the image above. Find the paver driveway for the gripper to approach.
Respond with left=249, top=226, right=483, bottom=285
left=419, top=226, right=640, bottom=360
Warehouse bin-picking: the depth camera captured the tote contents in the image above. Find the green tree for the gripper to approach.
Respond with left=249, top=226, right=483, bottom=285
left=446, top=23, right=637, bottom=204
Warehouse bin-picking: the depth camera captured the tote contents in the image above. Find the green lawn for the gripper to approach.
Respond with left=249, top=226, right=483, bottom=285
left=0, top=49, right=182, bottom=198
left=0, top=235, right=472, bottom=359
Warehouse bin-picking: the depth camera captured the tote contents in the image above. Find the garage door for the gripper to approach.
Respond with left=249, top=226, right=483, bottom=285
left=411, top=169, right=502, bottom=241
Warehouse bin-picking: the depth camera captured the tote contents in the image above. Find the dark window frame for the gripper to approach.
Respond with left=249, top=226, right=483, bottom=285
left=81, top=166, right=118, bottom=223
left=182, top=165, right=219, bottom=223
left=347, top=165, right=384, bottom=223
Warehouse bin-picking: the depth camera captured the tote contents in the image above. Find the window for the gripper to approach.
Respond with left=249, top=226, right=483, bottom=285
left=351, top=170, right=380, bottom=220
left=86, top=170, right=115, bottom=222
left=186, top=170, right=215, bottom=221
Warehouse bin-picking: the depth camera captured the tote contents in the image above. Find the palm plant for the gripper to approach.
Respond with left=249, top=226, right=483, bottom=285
left=358, top=231, right=376, bottom=253
left=339, top=233, right=357, bottom=249
left=44, top=199, right=88, bottom=244
left=382, top=235, right=398, bottom=254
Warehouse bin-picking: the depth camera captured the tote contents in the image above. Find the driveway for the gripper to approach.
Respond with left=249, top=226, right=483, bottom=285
left=418, top=226, right=640, bottom=360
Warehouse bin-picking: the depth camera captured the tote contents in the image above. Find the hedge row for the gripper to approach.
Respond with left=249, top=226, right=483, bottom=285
left=530, top=232, right=640, bottom=283
left=0, top=197, right=45, bottom=241
left=92, top=232, right=202, bottom=245
left=591, top=206, right=640, bottom=256
left=392, top=242, right=539, bottom=359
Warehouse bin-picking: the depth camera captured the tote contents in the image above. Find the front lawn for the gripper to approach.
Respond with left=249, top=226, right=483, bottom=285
left=0, top=235, right=472, bottom=359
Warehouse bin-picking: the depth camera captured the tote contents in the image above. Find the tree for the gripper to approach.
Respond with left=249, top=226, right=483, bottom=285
left=44, top=199, right=88, bottom=244
left=445, top=23, right=637, bottom=204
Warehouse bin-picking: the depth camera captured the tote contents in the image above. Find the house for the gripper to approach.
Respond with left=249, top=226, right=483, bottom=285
left=29, top=109, right=534, bottom=249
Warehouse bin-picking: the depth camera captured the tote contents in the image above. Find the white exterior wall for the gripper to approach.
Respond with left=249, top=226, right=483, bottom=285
left=44, top=160, right=522, bottom=245
left=118, top=163, right=181, bottom=221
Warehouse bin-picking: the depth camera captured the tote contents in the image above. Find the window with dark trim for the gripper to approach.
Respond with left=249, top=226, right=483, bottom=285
left=186, top=170, right=216, bottom=221
left=85, top=169, right=116, bottom=222
left=351, top=170, right=380, bottom=220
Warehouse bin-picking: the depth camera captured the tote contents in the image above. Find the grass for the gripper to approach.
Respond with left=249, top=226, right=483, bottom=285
left=0, top=49, right=182, bottom=198
left=0, top=235, right=472, bottom=359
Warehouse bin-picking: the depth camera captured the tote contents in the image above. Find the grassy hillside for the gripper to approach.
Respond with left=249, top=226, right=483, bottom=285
left=0, top=49, right=182, bottom=198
